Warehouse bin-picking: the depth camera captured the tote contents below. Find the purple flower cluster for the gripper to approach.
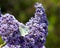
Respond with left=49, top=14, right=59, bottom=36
left=25, top=3, right=48, bottom=48
left=0, top=14, right=19, bottom=36
left=0, top=13, right=21, bottom=48
left=2, top=44, right=20, bottom=48
left=0, top=2, right=48, bottom=48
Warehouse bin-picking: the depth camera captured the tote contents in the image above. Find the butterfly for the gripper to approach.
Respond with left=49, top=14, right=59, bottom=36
left=19, top=24, right=30, bottom=37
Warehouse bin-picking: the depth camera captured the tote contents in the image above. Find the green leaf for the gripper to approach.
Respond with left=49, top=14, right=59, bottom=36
left=0, top=42, right=6, bottom=48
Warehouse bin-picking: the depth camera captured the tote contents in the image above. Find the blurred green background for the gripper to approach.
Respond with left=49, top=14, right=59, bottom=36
left=0, top=0, right=60, bottom=48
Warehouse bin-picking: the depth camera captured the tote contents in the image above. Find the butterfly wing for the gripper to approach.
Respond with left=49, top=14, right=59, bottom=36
left=19, top=25, right=30, bottom=37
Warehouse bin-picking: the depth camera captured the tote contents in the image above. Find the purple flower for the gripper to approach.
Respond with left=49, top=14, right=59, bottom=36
left=0, top=2, right=48, bottom=48
left=2, top=44, right=21, bottom=48
left=26, top=2, right=48, bottom=48
left=0, top=13, right=21, bottom=44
